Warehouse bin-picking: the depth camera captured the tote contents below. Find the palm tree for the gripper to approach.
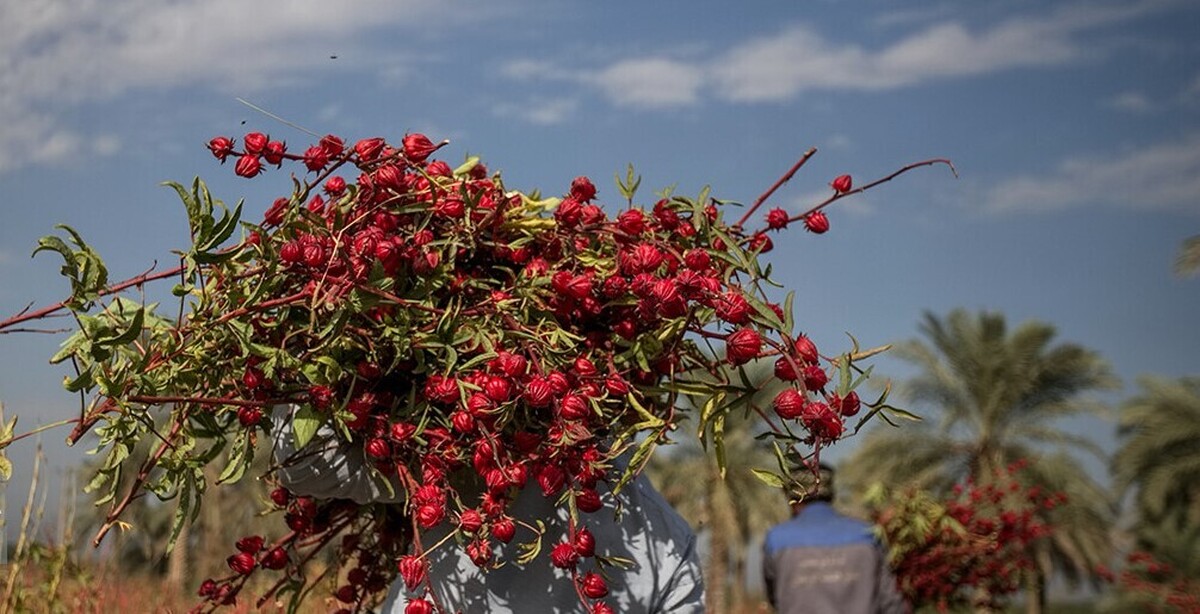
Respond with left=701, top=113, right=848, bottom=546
left=839, top=309, right=1118, bottom=614
left=646, top=362, right=790, bottom=613
left=1113, top=376, right=1200, bottom=529
left=1175, top=235, right=1200, bottom=277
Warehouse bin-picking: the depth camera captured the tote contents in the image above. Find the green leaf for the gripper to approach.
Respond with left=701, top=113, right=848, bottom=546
left=292, top=406, right=323, bottom=449
left=102, top=307, right=145, bottom=347
left=751, top=468, right=785, bottom=488
left=198, top=200, right=244, bottom=253
left=0, top=456, right=12, bottom=482
left=218, top=432, right=251, bottom=484
left=50, top=331, right=91, bottom=364
left=63, top=366, right=96, bottom=392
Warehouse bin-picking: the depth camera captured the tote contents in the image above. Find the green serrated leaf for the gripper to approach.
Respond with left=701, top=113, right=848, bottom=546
left=292, top=406, right=323, bottom=449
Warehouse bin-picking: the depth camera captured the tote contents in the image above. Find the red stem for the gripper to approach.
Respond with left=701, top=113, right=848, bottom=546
left=734, top=148, right=818, bottom=229
left=0, top=266, right=184, bottom=333
left=787, top=158, right=957, bottom=224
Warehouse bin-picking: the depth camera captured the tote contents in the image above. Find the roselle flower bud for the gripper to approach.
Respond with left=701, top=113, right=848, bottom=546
left=559, top=394, right=589, bottom=421
left=802, top=401, right=844, bottom=440
left=270, top=487, right=291, bottom=507
left=416, top=504, right=445, bottom=529
left=715, top=291, right=751, bottom=325
left=555, top=197, right=584, bottom=228
left=839, top=390, right=861, bottom=417
left=613, top=319, right=636, bottom=340
left=263, top=140, right=286, bottom=166
left=237, top=406, right=263, bottom=427
left=390, top=421, right=417, bottom=442
left=593, top=603, right=616, bottom=614
left=424, top=375, right=460, bottom=405
left=573, top=356, right=597, bottom=377
left=577, top=488, right=603, bottom=513
left=505, top=463, right=528, bottom=488
left=398, top=555, right=428, bottom=590
left=773, top=388, right=805, bottom=419
left=620, top=244, right=664, bottom=275
left=496, top=352, right=528, bottom=378
left=570, top=176, right=597, bottom=202
left=303, top=145, right=330, bottom=172
left=774, top=356, right=799, bottom=381
left=683, top=248, right=711, bottom=271
left=546, top=371, right=570, bottom=395
left=725, top=328, right=763, bottom=365
left=309, top=385, right=334, bottom=410
left=518, top=376, right=549, bottom=410
left=749, top=232, right=773, bottom=253
left=365, top=438, right=391, bottom=460
left=235, top=153, right=262, bottom=178
left=236, top=535, right=265, bottom=554
left=243, top=132, right=269, bottom=155
left=538, top=464, right=566, bottom=497
left=260, top=547, right=288, bottom=570
left=451, top=410, right=476, bottom=433
left=794, top=335, right=819, bottom=364
left=802, top=365, right=828, bottom=391
left=354, top=137, right=385, bottom=162
left=435, top=197, right=466, bottom=219
left=426, top=160, right=452, bottom=177
left=831, top=174, right=853, bottom=194
left=319, top=134, right=345, bottom=157
left=492, top=516, right=516, bottom=543
left=483, top=376, right=513, bottom=403
left=324, top=175, right=347, bottom=195
left=551, top=542, right=579, bottom=569
left=198, top=579, right=218, bottom=597
left=766, top=207, right=789, bottom=230
left=459, top=509, right=484, bottom=533
left=605, top=374, right=629, bottom=397
left=580, top=572, right=609, bottom=599
left=459, top=394, right=488, bottom=419
left=804, top=211, right=830, bottom=234
left=467, top=538, right=492, bottom=567
left=574, top=527, right=596, bottom=557
left=403, top=133, right=438, bottom=162
left=616, top=209, right=646, bottom=236
left=208, top=136, right=234, bottom=161
left=653, top=199, right=680, bottom=230
left=227, top=552, right=256, bottom=575
left=581, top=204, right=606, bottom=224
left=335, top=585, right=357, bottom=604
left=405, top=598, right=434, bottom=614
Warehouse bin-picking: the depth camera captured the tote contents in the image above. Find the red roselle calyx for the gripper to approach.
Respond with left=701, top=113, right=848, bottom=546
left=7, top=123, right=950, bottom=613
left=804, top=210, right=830, bottom=234
left=831, top=174, right=853, bottom=193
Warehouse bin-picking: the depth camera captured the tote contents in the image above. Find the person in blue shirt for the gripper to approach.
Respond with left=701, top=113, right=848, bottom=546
left=762, top=464, right=907, bottom=614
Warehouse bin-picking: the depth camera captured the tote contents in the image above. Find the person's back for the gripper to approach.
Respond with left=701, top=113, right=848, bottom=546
left=272, top=406, right=705, bottom=613
left=380, top=473, right=704, bottom=613
left=761, top=465, right=906, bottom=614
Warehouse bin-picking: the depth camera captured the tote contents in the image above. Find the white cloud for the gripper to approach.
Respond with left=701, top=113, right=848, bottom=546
left=1107, top=91, right=1154, bottom=113
left=508, top=1, right=1177, bottom=108
left=0, top=0, right=467, bottom=172
left=91, top=135, right=121, bottom=157
left=493, top=97, right=579, bottom=126
left=589, top=59, right=705, bottom=108
left=981, top=134, right=1200, bottom=213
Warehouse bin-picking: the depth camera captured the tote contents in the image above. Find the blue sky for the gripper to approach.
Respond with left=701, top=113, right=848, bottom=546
left=1, top=0, right=1198, bottom=538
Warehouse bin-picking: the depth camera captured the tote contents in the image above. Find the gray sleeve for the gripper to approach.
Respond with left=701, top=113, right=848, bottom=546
left=872, top=545, right=908, bottom=614
left=271, top=405, right=404, bottom=504
left=653, top=532, right=706, bottom=614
